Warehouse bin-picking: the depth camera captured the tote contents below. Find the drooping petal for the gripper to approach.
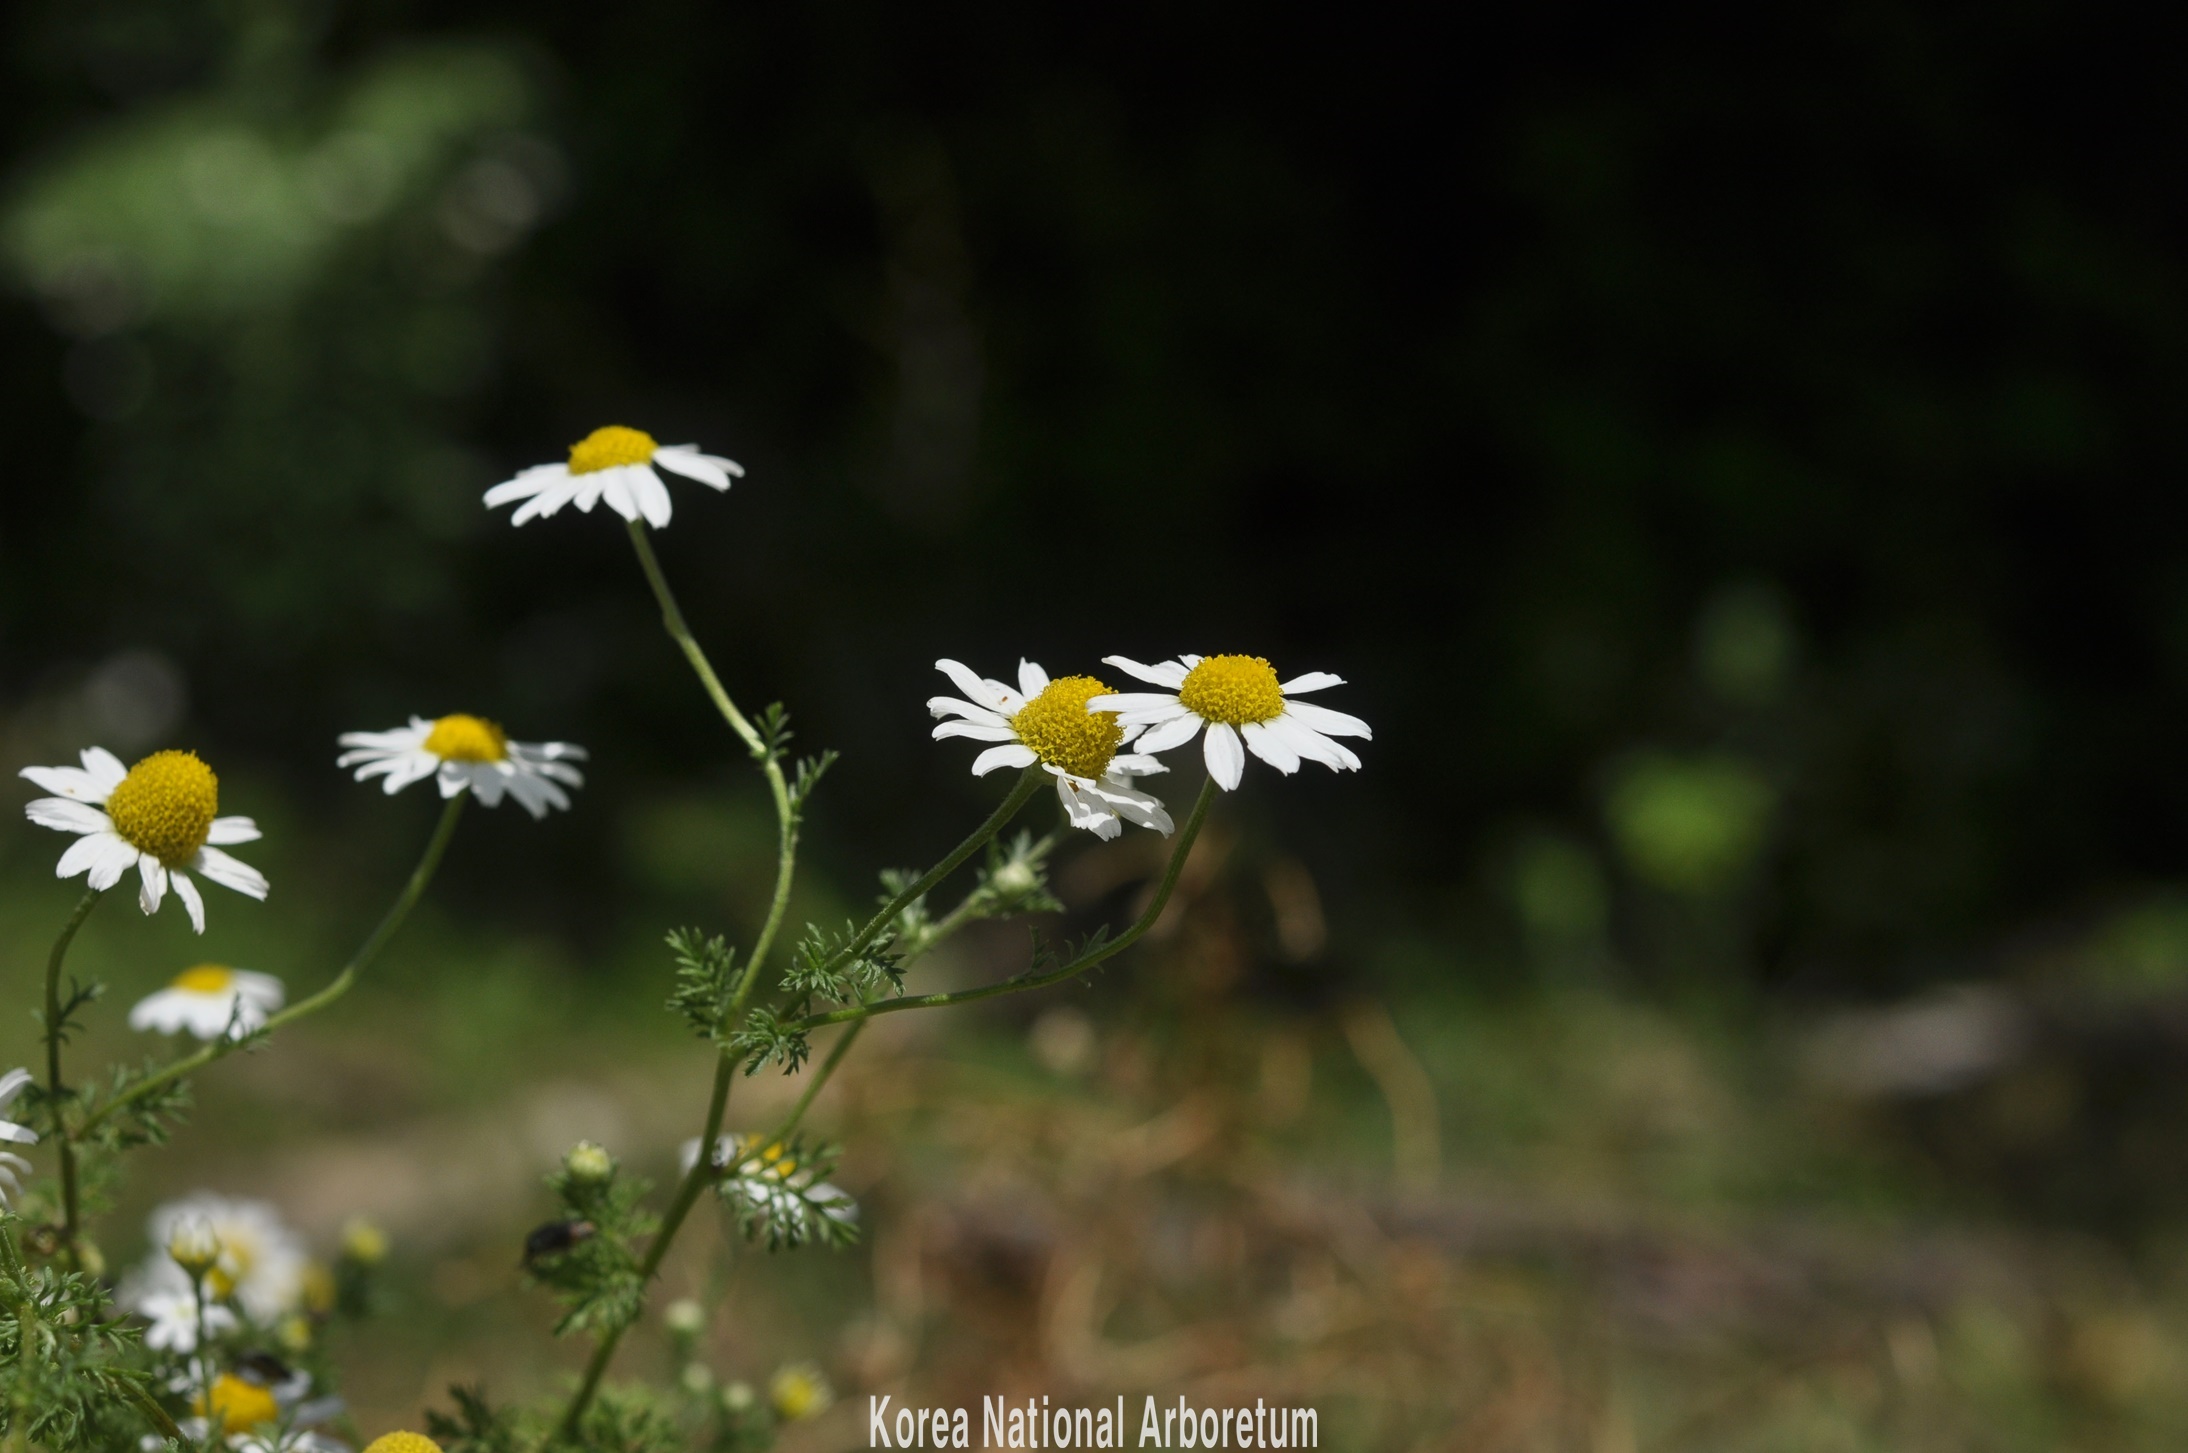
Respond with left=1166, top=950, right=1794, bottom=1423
left=1242, top=721, right=1301, bottom=775
left=1204, top=723, right=1246, bottom=791
left=55, top=832, right=114, bottom=879
left=970, top=743, right=1039, bottom=776
left=1270, top=712, right=1360, bottom=771
left=84, top=833, right=141, bottom=890
left=654, top=445, right=743, bottom=490
left=170, top=872, right=207, bottom=934
left=1091, top=775, right=1175, bottom=833
left=632, top=464, right=675, bottom=528
left=1106, top=752, right=1170, bottom=777
left=0, top=1069, right=33, bottom=1113
left=1101, top=656, right=1190, bottom=689
left=137, top=856, right=169, bottom=916
left=485, top=462, right=569, bottom=507
left=191, top=847, right=268, bottom=900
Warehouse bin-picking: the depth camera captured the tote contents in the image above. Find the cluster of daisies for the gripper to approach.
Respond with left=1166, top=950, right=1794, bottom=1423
left=114, top=1192, right=382, bottom=1450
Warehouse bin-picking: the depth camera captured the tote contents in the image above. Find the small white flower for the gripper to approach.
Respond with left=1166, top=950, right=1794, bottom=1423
left=0, top=1068, right=38, bottom=1205
left=124, top=1261, right=240, bottom=1352
left=139, top=1193, right=310, bottom=1322
left=1089, top=654, right=1370, bottom=791
left=483, top=424, right=742, bottom=528
left=130, top=965, right=285, bottom=1041
left=335, top=714, right=586, bottom=819
left=928, top=659, right=1173, bottom=841
left=681, top=1135, right=857, bottom=1229
left=19, top=748, right=266, bottom=933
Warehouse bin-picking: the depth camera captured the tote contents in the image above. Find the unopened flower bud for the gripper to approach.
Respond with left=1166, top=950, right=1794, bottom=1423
left=720, top=1381, right=755, bottom=1415
left=342, top=1216, right=389, bottom=1265
left=664, top=1298, right=706, bottom=1336
left=168, top=1220, right=220, bottom=1279
left=565, top=1140, right=614, bottom=1183
left=991, top=859, right=1038, bottom=897
left=680, top=1362, right=714, bottom=1396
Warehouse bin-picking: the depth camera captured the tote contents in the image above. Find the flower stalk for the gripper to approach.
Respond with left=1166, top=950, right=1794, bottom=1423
left=41, top=888, right=102, bottom=1258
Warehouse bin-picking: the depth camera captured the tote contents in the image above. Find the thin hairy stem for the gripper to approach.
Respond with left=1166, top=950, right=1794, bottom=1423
left=831, top=768, right=1045, bottom=973
left=82, top=792, right=467, bottom=1137
left=792, top=779, right=1218, bottom=1030
left=41, top=889, right=102, bottom=1256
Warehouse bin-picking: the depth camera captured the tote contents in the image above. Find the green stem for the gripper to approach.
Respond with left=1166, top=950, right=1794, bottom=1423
left=41, top=889, right=102, bottom=1259
left=832, top=769, right=1045, bottom=973
left=792, top=779, right=1218, bottom=1031
left=122, top=1380, right=188, bottom=1446
left=81, top=792, right=467, bottom=1138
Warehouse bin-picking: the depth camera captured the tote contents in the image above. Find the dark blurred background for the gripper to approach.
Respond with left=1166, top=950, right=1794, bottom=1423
left=15, top=3, right=2188, bottom=1445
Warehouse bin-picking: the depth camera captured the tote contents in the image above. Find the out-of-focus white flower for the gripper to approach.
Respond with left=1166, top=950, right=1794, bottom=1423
left=0, top=1068, right=35, bottom=1205
left=336, top=715, right=585, bottom=819
left=19, top=748, right=266, bottom=933
left=130, top=965, right=285, bottom=1041
left=928, top=659, right=1172, bottom=840
left=1089, top=654, right=1370, bottom=791
left=483, top=425, right=742, bottom=529
left=138, top=1194, right=310, bottom=1322
left=126, top=1263, right=239, bottom=1352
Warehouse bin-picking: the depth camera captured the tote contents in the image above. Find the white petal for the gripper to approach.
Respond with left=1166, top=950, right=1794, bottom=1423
left=1281, top=671, right=1345, bottom=695
left=970, top=744, right=1039, bottom=777
left=464, top=764, right=507, bottom=806
left=653, top=445, right=741, bottom=490
left=171, top=872, right=207, bottom=934
left=1101, top=656, right=1190, bottom=689
left=934, top=660, right=1019, bottom=714
left=1017, top=659, right=1050, bottom=698
left=1283, top=700, right=1372, bottom=739
left=207, top=816, right=260, bottom=845
left=191, top=847, right=268, bottom=900
left=25, top=798, right=113, bottom=835
left=231, top=971, right=285, bottom=1010
left=1242, top=721, right=1301, bottom=775
left=84, top=833, right=140, bottom=890
left=1106, top=752, right=1169, bottom=777
left=932, top=719, right=1021, bottom=743
left=1130, top=712, right=1205, bottom=755
left=0, top=1069, right=33, bottom=1112
left=927, top=696, right=1009, bottom=725
left=81, top=747, right=129, bottom=787
left=1204, top=723, right=1246, bottom=790
left=137, top=856, right=169, bottom=916
left=634, top=465, right=675, bottom=528
left=55, top=832, right=114, bottom=879
left=19, top=765, right=111, bottom=802
left=1271, top=713, right=1360, bottom=771
left=485, top=462, right=568, bottom=506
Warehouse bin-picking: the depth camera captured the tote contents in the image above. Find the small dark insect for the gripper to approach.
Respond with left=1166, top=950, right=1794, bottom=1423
left=522, top=1219, right=597, bottom=1265
left=233, top=1351, right=293, bottom=1387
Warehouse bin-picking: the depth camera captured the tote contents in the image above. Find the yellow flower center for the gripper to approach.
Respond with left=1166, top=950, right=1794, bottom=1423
left=197, top=1374, right=279, bottom=1434
left=103, top=750, right=218, bottom=866
left=172, top=965, right=235, bottom=994
left=567, top=425, right=658, bottom=475
left=362, top=1436, right=445, bottom=1453
left=423, top=714, right=508, bottom=763
left=1010, top=677, right=1126, bottom=780
left=738, top=1135, right=798, bottom=1179
left=1178, top=655, right=1286, bottom=726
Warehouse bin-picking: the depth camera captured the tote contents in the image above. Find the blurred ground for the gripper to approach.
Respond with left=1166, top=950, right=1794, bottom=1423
left=13, top=796, right=2188, bottom=1450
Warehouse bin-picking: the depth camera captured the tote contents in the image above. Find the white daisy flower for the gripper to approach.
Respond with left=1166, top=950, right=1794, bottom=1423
left=130, top=965, right=285, bottom=1041
left=121, top=1258, right=241, bottom=1352
left=20, top=748, right=267, bottom=933
left=1088, top=654, right=1371, bottom=791
left=0, top=1068, right=38, bottom=1205
left=927, top=659, right=1174, bottom=841
left=483, top=425, right=742, bottom=529
left=681, top=1135, right=858, bottom=1230
left=335, top=714, right=587, bottom=819
left=141, top=1193, right=309, bottom=1322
